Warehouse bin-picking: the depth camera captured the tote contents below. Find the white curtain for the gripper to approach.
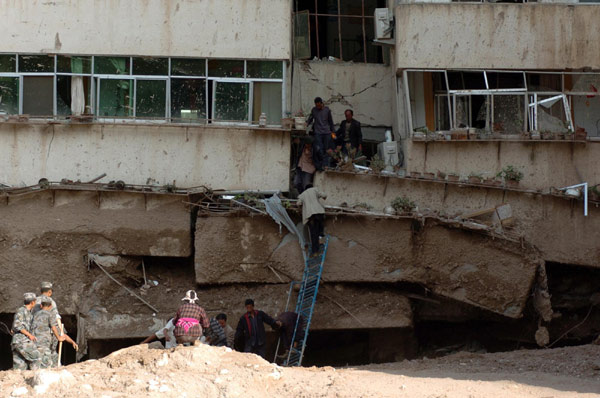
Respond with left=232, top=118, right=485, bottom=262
left=71, top=76, right=85, bottom=115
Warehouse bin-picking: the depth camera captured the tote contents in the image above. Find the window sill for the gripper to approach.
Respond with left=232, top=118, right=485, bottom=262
left=411, top=137, right=589, bottom=144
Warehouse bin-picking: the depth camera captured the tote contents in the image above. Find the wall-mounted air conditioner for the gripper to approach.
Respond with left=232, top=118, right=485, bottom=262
left=374, top=8, right=393, bottom=40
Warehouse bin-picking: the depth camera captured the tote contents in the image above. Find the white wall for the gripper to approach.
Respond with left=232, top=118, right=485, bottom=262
left=0, top=0, right=291, bottom=59
left=395, top=3, right=600, bottom=70
left=291, top=60, right=395, bottom=128
left=0, top=123, right=291, bottom=190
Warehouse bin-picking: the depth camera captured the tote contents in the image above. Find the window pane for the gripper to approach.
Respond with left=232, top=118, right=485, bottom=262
left=0, top=54, right=16, bottom=73
left=57, top=56, right=91, bottom=74
left=23, top=76, right=53, bottom=115
left=19, top=55, right=54, bottom=73
left=526, top=73, right=561, bottom=92
left=171, top=58, right=206, bottom=76
left=318, top=0, right=338, bottom=14
left=246, top=61, right=283, bottom=79
left=364, top=18, right=383, bottom=63
left=133, top=57, right=168, bottom=76
left=136, top=80, right=166, bottom=118
left=294, top=11, right=311, bottom=60
left=207, top=60, right=244, bottom=78
left=296, top=0, right=316, bottom=13
left=317, top=15, right=340, bottom=58
left=171, top=78, right=206, bottom=121
left=340, top=1, right=362, bottom=15
left=486, top=72, right=526, bottom=89
left=252, top=82, right=282, bottom=125
left=0, top=77, right=19, bottom=114
left=98, top=78, right=133, bottom=117
left=56, top=75, right=92, bottom=115
left=214, top=82, right=249, bottom=122
left=340, top=17, right=364, bottom=62
left=94, top=57, right=130, bottom=75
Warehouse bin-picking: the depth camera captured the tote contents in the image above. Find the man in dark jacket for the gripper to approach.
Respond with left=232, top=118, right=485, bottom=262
left=275, top=311, right=305, bottom=358
left=307, top=97, right=335, bottom=167
left=335, top=109, right=363, bottom=154
left=235, top=299, right=277, bottom=359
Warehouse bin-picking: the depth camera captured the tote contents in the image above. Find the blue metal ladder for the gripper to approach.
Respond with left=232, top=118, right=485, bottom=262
left=283, top=235, right=329, bottom=367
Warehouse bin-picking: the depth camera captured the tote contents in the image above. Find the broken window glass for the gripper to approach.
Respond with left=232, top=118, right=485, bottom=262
left=246, top=61, right=282, bottom=79
left=207, top=60, right=244, bottom=78
left=493, top=95, right=525, bottom=134
left=94, top=57, right=130, bottom=75
left=318, top=0, right=338, bottom=14
left=294, top=11, right=311, bottom=60
left=23, top=76, right=53, bottom=115
left=171, top=78, right=206, bottom=122
left=57, top=56, right=91, bottom=74
left=252, top=82, right=282, bottom=125
left=0, top=54, right=16, bottom=73
left=213, top=82, right=249, bottom=122
left=171, top=58, right=205, bottom=76
left=572, top=95, right=600, bottom=137
left=19, top=55, right=54, bottom=73
left=56, top=75, right=92, bottom=116
left=132, top=57, right=168, bottom=76
left=135, top=79, right=166, bottom=118
left=97, top=78, right=133, bottom=117
left=0, top=77, right=19, bottom=114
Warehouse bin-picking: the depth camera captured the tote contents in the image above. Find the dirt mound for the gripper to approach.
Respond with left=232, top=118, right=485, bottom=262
left=1, top=344, right=600, bottom=398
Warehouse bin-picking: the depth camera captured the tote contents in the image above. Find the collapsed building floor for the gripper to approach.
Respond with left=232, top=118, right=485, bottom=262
left=0, top=177, right=599, bottom=370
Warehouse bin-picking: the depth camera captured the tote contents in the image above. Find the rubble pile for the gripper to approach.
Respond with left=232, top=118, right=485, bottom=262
left=2, top=343, right=600, bottom=398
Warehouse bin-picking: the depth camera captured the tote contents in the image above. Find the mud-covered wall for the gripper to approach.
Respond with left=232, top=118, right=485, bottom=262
left=0, top=189, right=191, bottom=314
left=194, top=215, right=539, bottom=318
left=395, top=3, right=600, bottom=70
left=0, top=123, right=290, bottom=190
left=404, top=141, right=600, bottom=192
left=291, top=61, right=395, bottom=129
left=315, top=171, right=600, bottom=267
left=0, top=0, right=291, bottom=59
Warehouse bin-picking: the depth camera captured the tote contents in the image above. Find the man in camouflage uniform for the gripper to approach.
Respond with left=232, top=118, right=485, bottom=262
left=11, top=292, right=41, bottom=370
left=33, top=281, right=61, bottom=366
left=31, top=296, right=78, bottom=368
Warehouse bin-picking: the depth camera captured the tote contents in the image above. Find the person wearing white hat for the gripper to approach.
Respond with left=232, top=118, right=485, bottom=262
left=172, top=290, right=209, bottom=345
left=11, top=292, right=42, bottom=370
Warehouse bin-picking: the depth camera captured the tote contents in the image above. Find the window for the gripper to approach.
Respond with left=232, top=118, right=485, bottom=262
left=0, top=54, right=285, bottom=125
left=295, top=0, right=385, bottom=63
left=404, top=69, right=600, bottom=138
left=0, top=77, right=19, bottom=114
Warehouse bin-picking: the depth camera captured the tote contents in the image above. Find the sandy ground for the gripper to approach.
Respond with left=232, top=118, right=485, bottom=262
left=1, top=344, right=599, bottom=398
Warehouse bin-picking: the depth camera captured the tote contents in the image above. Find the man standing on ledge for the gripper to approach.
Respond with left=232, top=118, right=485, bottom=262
left=307, top=97, right=335, bottom=167
left=235, top=299, right=277, bottom=359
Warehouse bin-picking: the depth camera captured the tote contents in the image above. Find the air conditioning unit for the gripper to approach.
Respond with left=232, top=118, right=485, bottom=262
left=374, top=8, right=393, bottom=40
left=377, top=141, right=402, bottom=172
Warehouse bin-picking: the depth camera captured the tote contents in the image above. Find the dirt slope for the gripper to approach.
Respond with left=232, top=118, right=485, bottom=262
left=1, top=344, right=599, bottom=398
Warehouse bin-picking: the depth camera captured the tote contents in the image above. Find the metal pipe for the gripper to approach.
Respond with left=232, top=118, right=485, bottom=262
left=559, top=182, right=588, bottom=216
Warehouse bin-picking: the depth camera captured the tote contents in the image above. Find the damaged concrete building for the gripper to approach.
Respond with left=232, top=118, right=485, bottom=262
left=1, top=0, right=599, bottom=368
